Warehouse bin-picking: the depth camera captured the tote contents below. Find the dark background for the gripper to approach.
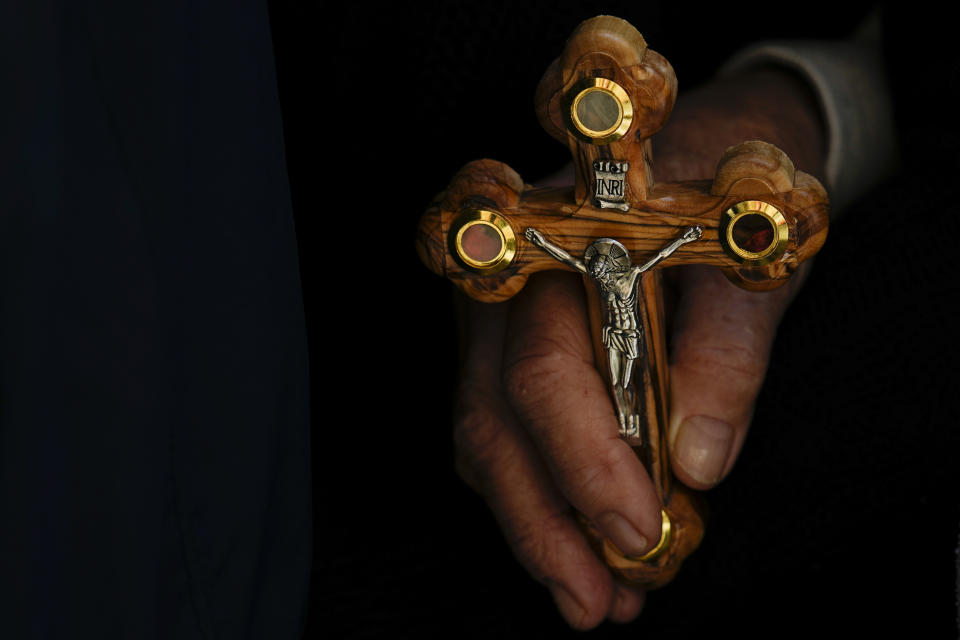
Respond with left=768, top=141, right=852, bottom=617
left=267, top=2, right=959, bottom=637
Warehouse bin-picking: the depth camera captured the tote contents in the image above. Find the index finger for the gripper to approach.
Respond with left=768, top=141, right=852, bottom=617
left=501, top=271, right=662, bottom=557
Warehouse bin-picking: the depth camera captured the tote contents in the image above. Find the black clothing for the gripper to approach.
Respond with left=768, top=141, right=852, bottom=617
left=1, top=2, right=310, bottom=637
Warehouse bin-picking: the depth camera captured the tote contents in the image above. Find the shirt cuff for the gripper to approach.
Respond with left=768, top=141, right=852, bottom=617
left=720, top=38, right=898, bottom=215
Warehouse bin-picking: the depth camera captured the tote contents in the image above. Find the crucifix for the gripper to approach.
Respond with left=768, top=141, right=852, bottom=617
left=524, top=225, right=703, bottom=441
left=416, top=16, right=828, bottom=588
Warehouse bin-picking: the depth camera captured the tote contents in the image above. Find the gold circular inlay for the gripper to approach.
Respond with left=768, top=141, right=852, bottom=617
left=720, top=200, right=789, bottom=266
left=565, top=78, right=633, bottom=144
left=605, top=509, right=673, bottom=563
left=450, top=209, right=517, bottom=274
left=632, top=509, right=672, bottom=562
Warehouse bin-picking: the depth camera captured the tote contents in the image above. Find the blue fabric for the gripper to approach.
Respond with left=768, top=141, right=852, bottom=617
left=0, top=2, right=311, bottom=637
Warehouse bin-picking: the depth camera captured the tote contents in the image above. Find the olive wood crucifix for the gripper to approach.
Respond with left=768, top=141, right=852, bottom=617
left=416, top=15, right=828, bottom=589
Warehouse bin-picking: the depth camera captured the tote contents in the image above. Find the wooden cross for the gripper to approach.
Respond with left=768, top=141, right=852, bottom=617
left=416, top=15, right=828, bottom=589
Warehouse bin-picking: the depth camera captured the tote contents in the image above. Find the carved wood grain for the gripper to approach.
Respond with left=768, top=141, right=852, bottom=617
left=418, top=157, right=828, bottom=303
left=535, top=16, right=676, bottom=205
left=416, top=14, right=828, bottom=590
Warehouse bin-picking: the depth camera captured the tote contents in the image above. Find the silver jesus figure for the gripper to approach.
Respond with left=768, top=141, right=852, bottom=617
left=524, top=226, right=702, bottom=439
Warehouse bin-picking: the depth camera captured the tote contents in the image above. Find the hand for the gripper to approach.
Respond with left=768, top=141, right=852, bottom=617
left=524, top=227, right=545, bottom=246
left=682, top=225, right=703, bottom=242
left=453, top=68, right=826, bottom=629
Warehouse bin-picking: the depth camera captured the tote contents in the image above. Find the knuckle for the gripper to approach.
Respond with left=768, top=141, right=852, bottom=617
left=675, top=340, right=768, bottom=388
left=502, top=349, right=574, bottom=414
left=505, top=509, right=571, bottom=581
left=451, top=380, right=506, bottom=491
left=562, top=449, right=622, bottom=508
left=453, top=451, right=482, bottom=492
left=452, top=403, right=496, bottom=461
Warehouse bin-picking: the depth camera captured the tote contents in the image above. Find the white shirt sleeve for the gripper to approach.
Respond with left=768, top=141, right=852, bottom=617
left=719, top=24, right=897, bottom=215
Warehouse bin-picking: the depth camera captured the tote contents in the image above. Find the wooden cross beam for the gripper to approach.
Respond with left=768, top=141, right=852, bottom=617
left=416, top=15, right=828, bottom=589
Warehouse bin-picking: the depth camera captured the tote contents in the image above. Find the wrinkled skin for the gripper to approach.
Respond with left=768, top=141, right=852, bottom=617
left=453, top=69, right=826, bottom=629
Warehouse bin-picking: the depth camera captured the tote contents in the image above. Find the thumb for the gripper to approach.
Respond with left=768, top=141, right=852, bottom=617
left=667, top=265, right=806, bottom=488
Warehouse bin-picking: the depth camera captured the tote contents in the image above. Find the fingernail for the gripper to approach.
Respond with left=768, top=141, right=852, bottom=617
left=549, top=583, right=586, bottom=626
left=674, top=415, right=735, bottom=485
left=595, top=511, right=648, bottom=557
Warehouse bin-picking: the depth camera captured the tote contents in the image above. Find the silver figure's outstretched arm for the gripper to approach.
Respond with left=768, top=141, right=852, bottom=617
left=524, top=228, right=588, bottom=274
left=636, top=226, right=702, bottom=273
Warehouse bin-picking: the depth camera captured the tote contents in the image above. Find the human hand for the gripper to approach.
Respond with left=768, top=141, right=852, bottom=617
left=452, top=68, right=826, bottom=629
